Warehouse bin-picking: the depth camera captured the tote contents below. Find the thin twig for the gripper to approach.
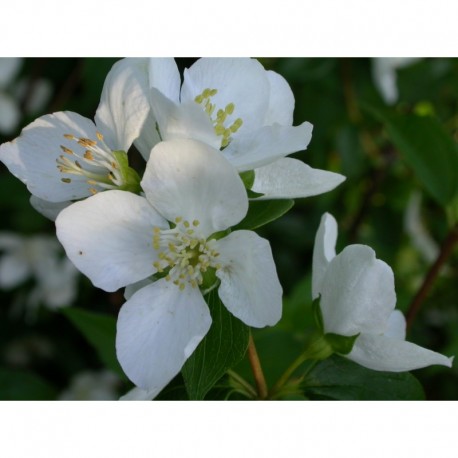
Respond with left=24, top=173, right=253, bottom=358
left=247, top=332, right=268, bottom=399
left=406, top=224, right=458, bottom=329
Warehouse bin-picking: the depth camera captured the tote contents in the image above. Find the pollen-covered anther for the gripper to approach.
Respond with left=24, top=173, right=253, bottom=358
left=56, top=133, right=124, bottom=192
left=152, top=218, right=221, bottom=291
left=194, top=88, right=243, bottom=148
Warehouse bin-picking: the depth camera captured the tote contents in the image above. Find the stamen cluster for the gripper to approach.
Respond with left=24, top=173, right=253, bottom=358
left=56, top=132, right=123, bottom=195
left=152, top=217, right=221, bottom=290
left=194, top=88, right=243, bottom=147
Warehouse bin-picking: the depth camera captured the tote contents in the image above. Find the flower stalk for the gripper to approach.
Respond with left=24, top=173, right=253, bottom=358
left=247, top=332, right=268, bottom=399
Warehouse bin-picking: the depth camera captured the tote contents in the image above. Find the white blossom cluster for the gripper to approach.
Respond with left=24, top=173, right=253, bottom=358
left=0, top=58, right=451, bottom=400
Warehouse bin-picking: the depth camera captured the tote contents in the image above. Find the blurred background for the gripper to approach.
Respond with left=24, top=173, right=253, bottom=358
left=0, top=58, right=457, bottom=400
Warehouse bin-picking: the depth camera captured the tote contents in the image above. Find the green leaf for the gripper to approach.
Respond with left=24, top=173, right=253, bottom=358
left=303, top=355, right=425, bottom=400
left=62, top=308, right=127, bottom=380
left=233, top=199, right=295, bottom=231
left=182, top=289, right=250, bottom=400
left=365, top=105, right=458, bottom=205
left=0, top=368, right=57, bottom=400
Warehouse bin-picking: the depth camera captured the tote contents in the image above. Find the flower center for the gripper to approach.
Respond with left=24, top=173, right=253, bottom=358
left=56, top=132, right=139, bottom=195
left=194, top=88, right=243, bottom=148
left=152, top=217, right=221, bottom=291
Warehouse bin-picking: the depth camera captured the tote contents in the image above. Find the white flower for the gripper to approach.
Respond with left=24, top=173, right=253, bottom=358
left=55, top=139, right=282, bottom=396
left=0, top=232, right=78, bottom=310
left=59, top=370, right=121, bottom=400
left=312, top=213, right=453, bottom=372
left=372, top=58, right=420, bottom=105
left=0, top=58, right=151, bottom=209
left=404, top=191, right=439, bottom=264
left=132, top=57, right=345, bottom=200
left=0, top=58, right=22, bottom=134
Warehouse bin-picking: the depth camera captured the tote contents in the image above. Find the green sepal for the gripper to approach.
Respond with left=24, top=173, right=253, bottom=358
left=234, top=199, right=295, bottom=231
left=200, top=267, right=218, bottom=291
left=312, top=295, right=324, bottom=333
left=247, top=189, right=265, bottom=198
left=208, top=228, right=231, bottom=241
left=112, top=150, right=142, bottom=194
left=325, top=332, right=360, bottom=355
left=239, top=170, right=264, bottom=198
left=302, top=334, right=334, bottom=361
left=240, top=170, right=255, bottom=189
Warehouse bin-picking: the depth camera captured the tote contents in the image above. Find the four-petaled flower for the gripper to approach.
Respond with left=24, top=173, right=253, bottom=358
left=56, top=139, right=282, bottom=397
left=312, top=212, right=453, bottom=372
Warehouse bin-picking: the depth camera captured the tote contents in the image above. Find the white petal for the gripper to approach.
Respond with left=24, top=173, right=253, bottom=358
left=0, top=58, right=22, bottom=88
left=371, top=58, right=419, bottom=106
left=0, top=252, right=30, bottom=288
left=312, top=212, right=338, bottom=299
left=223, top=121, right=313, bottom=172
left=320, top=245, right=396, bottom=336
left=142, top=139, right=248, bottom=237
left=0, top=93, right=20, bottom=134
left=37, top=257, right=78, bottom=308
left=55, top=190, right=168, bottom=292
left=181, top=58, right=270, bottom=133
left=0, top=111, right=103, bottom=202
left=124, top=278, right=153, bottom=300
left=251, top=157, right=346, bottom=200
left=30, top=196, right=72, bottom=221
left=149, top=88, right=220, bottom=149
left=116, top=279, right=212, bottom=391
left=372, top=58, right=398, bottom=104
left=25, top=78, right=53, bottom=114
left=216, top=230, right=282, bottom=327
left=0, top=232, right=22, bottom=250
left=133, top=110, right=162, bottom=161
left=147, top=58, right=181, bottom=104
left=264, top=70, right=295, bottom=126
left=404, top=191, right=439, bottom=263
left=14, top=78, right=53, bottom=114
left=385, top=310, right=406, bottom=340
left=348, top=333, right=453, bottom=372
left=95, top=58, right=151, bottom=151
left=120, top=386, right=158, bottom=401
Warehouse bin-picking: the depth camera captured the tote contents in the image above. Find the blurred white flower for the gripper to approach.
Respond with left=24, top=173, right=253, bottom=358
left=59, top=370, right=121, bottom=400
left=404, top=190, right=439, bottom=264
left=0, top=58, right=22, bottom=134
left=372, top=58, right=420, bottom=105
left=312, top=212, right=453, bottom=372
left=0, top=59, right=53, bottom=136
left=0, top=233, right=78, bottom=310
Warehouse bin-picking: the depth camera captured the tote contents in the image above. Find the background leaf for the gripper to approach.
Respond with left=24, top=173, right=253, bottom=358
left=182, top=290, right=250, bottom=400
left=365, top=105, right=458, bottom=206
left=62, top=308, right=127, bottom=380
left=303, top=355, right=425, bottom=400
left=0, top=368, right=57, bottom=400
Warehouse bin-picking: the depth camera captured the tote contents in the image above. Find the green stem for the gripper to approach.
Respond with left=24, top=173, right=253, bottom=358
left=247, top=332, right=268, bottom=400
left=271, top=336, right=333, bottom=397
left=227, top=370, right=257, bottom=399
left=406, top=223, right=458, bottom=329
